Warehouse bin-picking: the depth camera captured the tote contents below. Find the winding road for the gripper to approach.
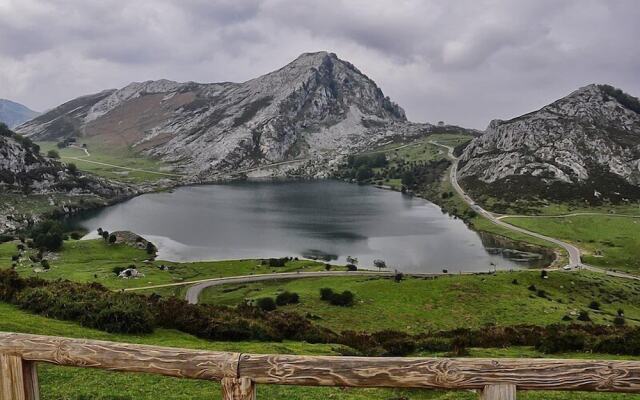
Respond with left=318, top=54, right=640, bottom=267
left=429, top=141, right=640, bottom=281
left=429, top=141, right=582, bottom=267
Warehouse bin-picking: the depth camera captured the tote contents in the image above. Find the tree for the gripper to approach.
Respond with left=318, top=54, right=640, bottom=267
left=67, top=163, right=78, bottom=175
left=101, top=231, right=109, bottom=241
left=401, top=170, right=416, bottom=187
left=47, top=150, right=60, bottom=159
left=373, top=259, right=387, bottom=271
left=30, top=220, right=64, bottom=251
left=346, top=256, right=358, bottom=265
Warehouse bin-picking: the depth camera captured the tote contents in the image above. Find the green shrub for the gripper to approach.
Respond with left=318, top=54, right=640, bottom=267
left=275, top=291, right=299, bottom=306
left=256, top=297, right=277, bottom=312
left=319, top=288, right=334, bottom=301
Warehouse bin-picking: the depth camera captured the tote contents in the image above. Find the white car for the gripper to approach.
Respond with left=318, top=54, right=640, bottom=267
left=562, top=265, right=572, bottom=271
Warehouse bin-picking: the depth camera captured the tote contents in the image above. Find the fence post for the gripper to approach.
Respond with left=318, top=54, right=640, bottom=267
left=1, top=354, right=39, bottom=400
left=221, top=377, right=256, bottom=400
left=21, top=361, right=39, bottom=400
left=479, top=384, right=516, bottom=400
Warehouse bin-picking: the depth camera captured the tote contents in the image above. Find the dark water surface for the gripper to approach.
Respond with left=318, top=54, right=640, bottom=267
left=69, top=180, right=527, bottom=273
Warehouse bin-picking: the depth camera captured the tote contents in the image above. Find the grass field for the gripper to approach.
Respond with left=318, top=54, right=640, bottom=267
left=38, top=139, right=181, bottom=184
left=0, top=239, right=340, bottom=290
left=504, top=215, right=640, bottom=272
left=3, top=302, right=640, bottom=400
left=199, top=270, right=640, bottom=333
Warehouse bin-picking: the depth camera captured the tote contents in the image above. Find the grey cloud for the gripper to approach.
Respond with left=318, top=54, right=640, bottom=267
left=0, top=0, right=638, bottom=128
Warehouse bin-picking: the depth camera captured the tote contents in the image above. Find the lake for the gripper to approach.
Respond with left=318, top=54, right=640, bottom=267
left=68, top=180, right=531, bottom=273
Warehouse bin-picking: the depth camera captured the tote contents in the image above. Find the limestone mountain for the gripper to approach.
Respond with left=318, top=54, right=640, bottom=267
left=459, top=84, right=640, bottom=204
left=17, top=52, right=430, bottom=179
left=0, top=99, right=39, bottom=128
left=0, top=124, right=131, bottom=203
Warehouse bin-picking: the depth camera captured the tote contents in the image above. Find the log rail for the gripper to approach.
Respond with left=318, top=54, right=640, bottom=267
left=2, top=332, right=640, bottom=399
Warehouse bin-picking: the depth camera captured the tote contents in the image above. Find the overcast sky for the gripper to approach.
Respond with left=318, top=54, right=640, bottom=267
left=1, top=0, right=639, bottom=129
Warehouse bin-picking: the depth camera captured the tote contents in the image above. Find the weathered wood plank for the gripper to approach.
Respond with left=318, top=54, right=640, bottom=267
left=239, top=354, right=640, bottom=392
left=22, top=361, right=39, bottom=400
left=221, top=378, right=256, bottom=400
left=1, top=354, right=27, bottom=400
left=0, top=333, right=239, bottom=381
left=480, top=384, right=516, bottom=400
left=3, top=333, right=640, bottom=393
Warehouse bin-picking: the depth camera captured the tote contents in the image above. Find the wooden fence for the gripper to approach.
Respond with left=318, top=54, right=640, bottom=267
left=2, top=332, right=640, bottom=399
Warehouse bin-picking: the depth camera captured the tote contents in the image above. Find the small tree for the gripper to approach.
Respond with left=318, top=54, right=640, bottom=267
left=40, top=259, right=50, bottom=270
left=101, top=231, right=109, bottom=241
left=67, top=163, right=78, bottom=175
left=47, top=149, right=60, bottom=159
left=373, top=259, right=387, bottom=271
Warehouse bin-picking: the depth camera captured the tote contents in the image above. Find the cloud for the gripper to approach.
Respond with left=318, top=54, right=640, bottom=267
left=0, top=0, right=638, bottom=128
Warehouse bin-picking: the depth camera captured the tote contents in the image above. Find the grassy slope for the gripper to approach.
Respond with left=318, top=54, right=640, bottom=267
left=38, top=139, right=177, bottom=184
left=0, top=239, right=340, bottom=290
left=504, top=215, right=640, bottom=273
left=199, top=270, right=640, bottom=333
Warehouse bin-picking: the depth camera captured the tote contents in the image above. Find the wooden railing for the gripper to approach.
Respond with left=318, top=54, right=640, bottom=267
left=2, top=333, right=640, bottom=400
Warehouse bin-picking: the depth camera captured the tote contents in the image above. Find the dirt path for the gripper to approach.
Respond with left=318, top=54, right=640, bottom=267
left=62, top=146, right=185, bottom=178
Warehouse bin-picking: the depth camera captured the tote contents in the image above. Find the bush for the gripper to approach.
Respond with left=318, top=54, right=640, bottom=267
left=329, top=291, right=354, bottom=307
left=613, top=316, right=625, bottom=326
left=577, top=311, right=591, bottom=322
left=256, top=297, right=277, bottom=312
left=536, top=330, right=586, bottom=353
left=70, top=232, right=82, bottom=240
left=528, top=284, right=537, bottom=292
left=275, top=291, right=300, bottom=306
left=588, top=301, right=600, bottom=310
left=319, top=288, right=355, bottom=306
left=320, top=288, right=334, bottom=301
left=346, top=264, right=358, bottom=271
left=47, top=150, right=60, bottom=159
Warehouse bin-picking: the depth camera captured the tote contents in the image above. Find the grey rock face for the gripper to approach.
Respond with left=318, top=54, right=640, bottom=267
left=459, top=84, right=640, bottom=199
left=17, top=52, right=430, bottom=179
left=0, top=127, right=132, bottom=198
left=0, top=99, right=39, bottom=128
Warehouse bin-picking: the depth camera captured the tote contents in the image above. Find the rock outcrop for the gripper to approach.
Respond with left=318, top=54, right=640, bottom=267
left=459, top=84, right=640, bottom=203
left=16, top=52, right=434, bottom=180
left=0, top=124, right=134, bottom=233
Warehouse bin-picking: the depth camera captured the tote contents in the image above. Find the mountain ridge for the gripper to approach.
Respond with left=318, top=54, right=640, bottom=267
left=0, top=99, right=39, bottom=128
left=459, top=83, right=640, bottom=203
left=17, top=52, right=432, bottom=179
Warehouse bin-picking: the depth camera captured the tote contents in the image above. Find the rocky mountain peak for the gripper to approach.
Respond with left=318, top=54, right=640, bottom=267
left=459, top=84, right=640, bottom=204
left=16, top=52, right=418, bottom=179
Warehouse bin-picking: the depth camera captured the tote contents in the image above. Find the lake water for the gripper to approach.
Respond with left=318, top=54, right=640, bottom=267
left=68, top=180, right=529, bottom=273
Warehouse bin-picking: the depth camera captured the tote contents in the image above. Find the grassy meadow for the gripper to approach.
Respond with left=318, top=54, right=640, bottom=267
left=37, top=139, right=180, bottom=184
left=198, top=270, right=640, bottom=333
left=504, top=215, right=640, bottom=273
left=0, top=238, right=339, bottom=290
